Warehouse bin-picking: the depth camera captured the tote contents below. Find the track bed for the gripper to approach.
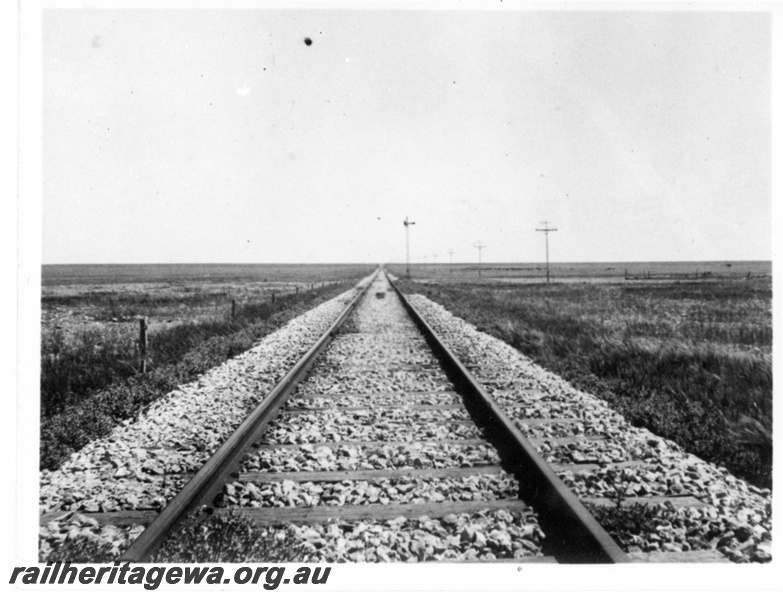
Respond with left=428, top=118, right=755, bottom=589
left=39, top=270, right=770, bottom=563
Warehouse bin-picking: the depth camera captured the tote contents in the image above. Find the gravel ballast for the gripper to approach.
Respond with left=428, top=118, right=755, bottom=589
left=257, top=509, right=545, bottom=562
left=242, top=441, right=501, bottom=473
left=222, top=275, right=546, bottom=562
left=285, top=391, right=460, bottom=410
left=220, top=473, right=519, bottom=509
left=408, top=293, right=772, bottom=563
left=39, top=279, right=373, bottom=559
left=259, top=406, right=478, bottom=445
left=40, top=272, right=769, bottom=563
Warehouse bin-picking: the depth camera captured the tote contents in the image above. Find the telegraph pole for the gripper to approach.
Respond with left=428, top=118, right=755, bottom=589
left=448, top=250, right=455, bottom=274
left=404, top=217, right=415, bottom=278
left=536, top=221, right=558, bottom=284
left=474, top=241, right=486, bottom=278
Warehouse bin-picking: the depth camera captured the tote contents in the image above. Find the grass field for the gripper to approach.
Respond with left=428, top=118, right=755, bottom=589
left=387, top=260, right=771, bottom=283
left=40, top=262, right=773, bottom=488
left=394, top=265, right=772, bottom=489
left=40, top=263, right=373, bottom=470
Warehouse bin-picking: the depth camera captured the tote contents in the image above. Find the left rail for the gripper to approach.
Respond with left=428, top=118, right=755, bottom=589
left=119, top=272, right=376, bottom=562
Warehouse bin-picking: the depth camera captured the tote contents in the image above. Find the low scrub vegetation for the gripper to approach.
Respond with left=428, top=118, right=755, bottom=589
left=154, top=511, right=308, bottom=562
left=40, top=282, right=356, bottom=471
left=399, top=278, right=772, bottom=488
left=41, top=289, right=320, bottom=418
left=45, top=535, right=124, bottom=563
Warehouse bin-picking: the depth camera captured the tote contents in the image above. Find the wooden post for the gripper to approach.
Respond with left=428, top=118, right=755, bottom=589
left=231, top=299, right=236, bottom=320
left=271, top=293, right=276, bottom=305
left=139, top=318, right=148, bottom=373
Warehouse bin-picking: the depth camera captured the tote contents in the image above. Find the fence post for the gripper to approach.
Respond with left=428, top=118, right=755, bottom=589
left=271, top=293, right=276, bottom=305
left=139, top=318, right=148, bottom=373
left=231, top=299, right=236, bottom=320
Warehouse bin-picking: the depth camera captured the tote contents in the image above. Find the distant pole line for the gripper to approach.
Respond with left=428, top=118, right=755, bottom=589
left=448, top=250, right=455, bottom=274
left=404, top=217, right=416, bottom=279
left=474, top=241, right=486, bottom=278
left=535, top=221, right=558, bottom=284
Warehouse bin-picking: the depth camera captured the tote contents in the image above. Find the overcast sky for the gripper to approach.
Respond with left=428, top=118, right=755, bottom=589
left=42, top=7, right=771, bottom=264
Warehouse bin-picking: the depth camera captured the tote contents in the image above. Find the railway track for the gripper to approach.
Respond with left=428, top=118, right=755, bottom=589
left=405, top=292, right=770, bottom=564
left=40, top=268, right=770, bottom=563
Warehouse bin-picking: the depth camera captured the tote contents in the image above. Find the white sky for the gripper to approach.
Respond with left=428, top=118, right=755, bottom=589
left=41, top=5, right=771, bottom=264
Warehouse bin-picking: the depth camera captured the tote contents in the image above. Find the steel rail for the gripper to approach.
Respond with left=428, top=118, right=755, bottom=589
left=387, top=274, right=630, bottom=563
left=119, top=271, right=377, bottom=562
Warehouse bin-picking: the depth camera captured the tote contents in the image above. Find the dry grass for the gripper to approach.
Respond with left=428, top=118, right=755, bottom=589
left=41, top=266, right=370, bottom=417
left=40, top=264, right=372, bottom=470
left=397, top=276, right=772, bottom=488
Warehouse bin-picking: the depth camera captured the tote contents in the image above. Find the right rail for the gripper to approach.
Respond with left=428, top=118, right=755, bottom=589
left=387, top=274, right=629, bottom=563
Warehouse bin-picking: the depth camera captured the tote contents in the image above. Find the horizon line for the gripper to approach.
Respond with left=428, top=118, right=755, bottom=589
left=41, top=259, right=773, bottom=266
